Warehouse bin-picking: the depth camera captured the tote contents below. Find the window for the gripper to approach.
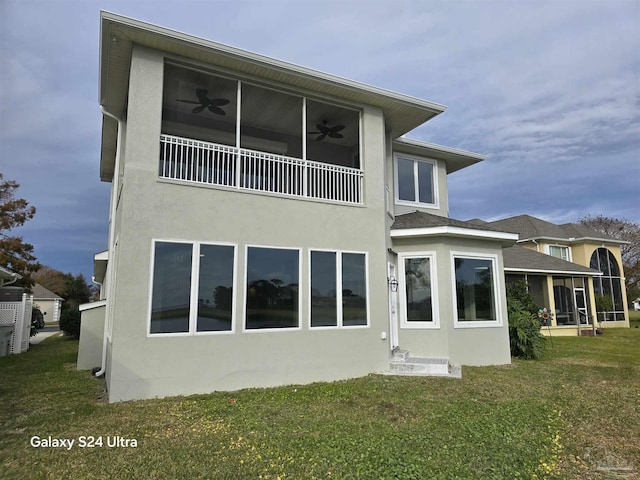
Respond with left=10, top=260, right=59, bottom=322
left=149, top=241, right=235, bottom=335
left=310, top=251, right=368, bottom=328
left=399, top=253, right=438, bottom=328
left=394, top=154, right=437, bottom=207
left=246, top=247, right=300, bottom=330
left=549, top=245, right=570, bottom=261
left=451, top=253, right=502, bottom=327
left=590, top=248, right=625, bottom=321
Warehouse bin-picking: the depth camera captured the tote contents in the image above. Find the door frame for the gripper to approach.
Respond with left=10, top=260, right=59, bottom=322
left=388, top=262, right=399, bottom=351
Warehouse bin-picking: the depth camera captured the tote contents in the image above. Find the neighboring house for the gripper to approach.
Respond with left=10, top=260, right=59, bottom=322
left=80, top=12, right=519, bottom=402
left=476, top=215, right=630, bottom=335
left=32, top=284, right=64, bottom=324
left=632, top=298, right=640, bottom=311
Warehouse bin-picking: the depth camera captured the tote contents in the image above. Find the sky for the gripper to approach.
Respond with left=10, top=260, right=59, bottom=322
left=1, top=0, right=639, bottom=280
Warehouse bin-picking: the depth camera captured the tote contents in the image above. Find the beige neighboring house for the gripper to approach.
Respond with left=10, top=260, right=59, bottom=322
left=477, top=215, right=630, bottom=335
left=79, top=12, right=520, bottom=403
left=32, top=284, right=64, bottom=324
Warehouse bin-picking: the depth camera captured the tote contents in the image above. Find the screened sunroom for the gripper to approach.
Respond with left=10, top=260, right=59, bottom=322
left=159, top=63, right=363, bottom=204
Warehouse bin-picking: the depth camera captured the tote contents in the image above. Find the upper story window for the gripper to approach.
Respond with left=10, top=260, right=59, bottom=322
left=394, top=154, right=438, bottom=208
left=548, top=245, right=570, bottom=261
left=162, top=63, right=361, bottom=168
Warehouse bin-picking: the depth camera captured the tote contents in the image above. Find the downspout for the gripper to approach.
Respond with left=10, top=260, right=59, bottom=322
left=94, top=106, right=122, bottom=377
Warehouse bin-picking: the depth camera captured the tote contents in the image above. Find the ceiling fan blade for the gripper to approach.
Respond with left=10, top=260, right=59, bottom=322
left=329, top=132, right=344, bottom=139
left=208, top=106, right=226, bottom=115
left=192, top=105, right=206, bottom=114
left=316, top=134, right=327, bottom=141
left=330, top=125, right=345, bottom=133
left=210, top=98, right=230, bottom=107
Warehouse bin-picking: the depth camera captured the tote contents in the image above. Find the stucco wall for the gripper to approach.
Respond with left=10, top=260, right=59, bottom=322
left=391, top=236, right=511, bottom=366
left=77, top=302, right=106, bottom=370
left=105, top=46, right=392, bottom=402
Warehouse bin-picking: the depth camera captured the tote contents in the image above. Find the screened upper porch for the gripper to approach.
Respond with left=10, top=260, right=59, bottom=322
left=159, top=63, right=363, bottom=204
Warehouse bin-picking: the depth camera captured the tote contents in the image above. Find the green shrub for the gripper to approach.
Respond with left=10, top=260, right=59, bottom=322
left=508, top=301, right=546, bottom=359
left=59, top=305, right=81, bottom=339
left=507, top=280, right=546, bottom=359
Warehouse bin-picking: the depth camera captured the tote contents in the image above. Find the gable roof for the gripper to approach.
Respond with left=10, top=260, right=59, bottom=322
left=99, top=11, right=448, bottom=181
left=485, top=214, right=625, bottom=244
left=503, top=245, right=601, bottom=276
left=32, top=284, right=64, bottom=301
left=391, top=211, right=518, bottom=244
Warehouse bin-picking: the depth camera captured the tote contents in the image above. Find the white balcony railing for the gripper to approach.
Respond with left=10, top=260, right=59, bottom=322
left=159, top=134, right=363, bottom=204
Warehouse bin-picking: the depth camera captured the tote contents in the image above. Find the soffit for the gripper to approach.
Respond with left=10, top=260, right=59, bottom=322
left=99, top=12, right=446, bottom=181
left=392, top=138, right=486, bottom=174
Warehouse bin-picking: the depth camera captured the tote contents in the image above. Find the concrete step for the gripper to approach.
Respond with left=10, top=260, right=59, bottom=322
left=386, top=353, right=462, bottom=378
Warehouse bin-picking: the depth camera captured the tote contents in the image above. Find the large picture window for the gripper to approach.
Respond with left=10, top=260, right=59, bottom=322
left=399, top=253, right=438, bottom=328
left=590, top=247, right=625, bottom=321
left=246, top=247, right=300, bottom=330
left=149, top=241, right=235, bottom=335
left=310, top=251, right=368, bottom=328
left=451, top=253, right=502, bottom=327
left=394, top=154, right=437, bottom=207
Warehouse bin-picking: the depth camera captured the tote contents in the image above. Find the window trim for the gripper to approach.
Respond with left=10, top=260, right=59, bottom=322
left=147, top=239, right=237, bottom=337
left=398, top=251, right=440, bottom=329
left=547, top=244, right=571, bottom=262
left=308, top=249, right=370, bottom=330
left=450, top=251, right=504, bottom=329
left=243, top=244, right=303, bottom=333
left=393, top=153, right=439, bottom=209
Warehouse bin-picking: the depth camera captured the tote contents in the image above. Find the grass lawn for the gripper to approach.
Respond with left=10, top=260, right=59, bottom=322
left=1, top=329, right=638, bottom=479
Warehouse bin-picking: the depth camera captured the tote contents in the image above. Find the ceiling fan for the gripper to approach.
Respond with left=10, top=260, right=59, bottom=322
left=177, top=88, right=230, bottom=115
left=308, top=120, right=345, bottom=141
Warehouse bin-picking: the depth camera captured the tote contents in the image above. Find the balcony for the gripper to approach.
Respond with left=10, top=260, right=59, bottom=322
left=159, top=134, right=363, bottom=204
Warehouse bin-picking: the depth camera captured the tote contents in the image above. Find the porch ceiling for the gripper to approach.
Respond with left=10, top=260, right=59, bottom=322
left=99, top=11, right=446, bottom=181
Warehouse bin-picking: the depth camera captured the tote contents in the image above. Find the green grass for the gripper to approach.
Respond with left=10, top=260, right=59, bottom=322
left=1, top=330, right=639, bottom=479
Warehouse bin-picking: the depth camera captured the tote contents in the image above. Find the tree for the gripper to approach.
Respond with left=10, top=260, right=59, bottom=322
left=32, top=265, right=93, bottom=338
left=32, top=266, right=67, bottom=294
left=579, top=215, right=640, bottom=302
left=0, top=173, right=40, bottom=290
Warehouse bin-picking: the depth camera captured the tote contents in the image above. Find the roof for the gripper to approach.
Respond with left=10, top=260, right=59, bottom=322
left=0, top=266, right=21, bottom=286
left=32, top=284, right=64, bottom=301
left=392, top=138, right=486, bottom=174
left=484, top=214, right=626, bottom=244
left=503, top=245, right=602, bottom=276
left=390, top=211, right=518, bottom=245
left=99, top=11, right=448, bottom=181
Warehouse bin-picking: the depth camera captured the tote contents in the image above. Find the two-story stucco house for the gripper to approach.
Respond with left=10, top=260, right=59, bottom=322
left=79, top=12, right=519, bottom=402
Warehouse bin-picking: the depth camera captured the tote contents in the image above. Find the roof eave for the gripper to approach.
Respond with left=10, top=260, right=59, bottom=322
left=505, top=267, right=603, bottom=276
left=391, top=226, right=518, bottom=246
left=392, top=138, right=486, bottom=174
left=98, top=11, right=447, bottom=180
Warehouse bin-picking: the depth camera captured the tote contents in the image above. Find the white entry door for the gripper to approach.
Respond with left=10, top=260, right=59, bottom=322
left=388, top=262, right=399, bottom=350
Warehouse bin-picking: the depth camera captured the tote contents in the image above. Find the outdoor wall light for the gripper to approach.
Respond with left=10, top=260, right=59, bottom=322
left=388, top=276, right=398, bottom=292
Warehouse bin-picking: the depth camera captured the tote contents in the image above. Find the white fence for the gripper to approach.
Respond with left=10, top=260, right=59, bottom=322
left=0, top=294, right=33, bottom=354
left=159, top=134, right=363, bottom=204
